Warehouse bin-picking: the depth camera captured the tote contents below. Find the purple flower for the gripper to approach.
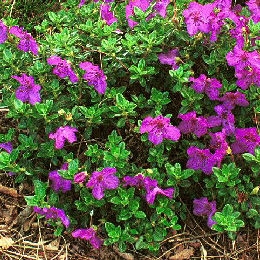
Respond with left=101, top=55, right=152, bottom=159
left=183, top=2, right=214, bottom=36
left=9, top=26, right=38, bottom=55
left=236, top=67, right=260, bottom=89
left=207, top=105, right=235, bottom=136
left=86, top=167, right=119, bottom=200
left=189, top=74, right=222, bottom=100
left=47, top=56, right=78, bottom=83
left=123, top=174, right=174, bottom=204
left=231, top=128, right=260, bottom=155
left=178, top=111, right=209, bottom=138
left=187, top=146, right=220, bottom=175
left=72, top=228, right=103, bottom=249
left=140, top=115, right=181, bottom=145
left=74, top=172, right=87, bottom=184
left=219, top=91, right=249, bottom=110
left=34, top=206, right=70, bottom=228
left=0, top=142, right=13, bottom=153
left=78, top=0, right=86, bottom=7
left=101, top=4, right=117, bottom=25
left=158, top=49, right=180, bottom=70
left=12, top=73, right=41, bottom=105
left=79, top=61, right=107, bottom=94
left=143, top=177, right=174, bottom=204
left=49, top=126, right=78, bottom=149
left=0, top=20, right=8, bottom=44
left=247, top=0, right=260, bottom=23
left=125, top=0, right=151, bottom=28
left=49, top=163, right=72, bottom=193
left=193, top=197, right=217, bottom=228
left=153, top=0, right=171, bottom=18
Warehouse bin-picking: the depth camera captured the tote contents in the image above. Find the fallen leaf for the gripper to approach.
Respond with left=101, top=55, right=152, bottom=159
left=0, top=237, right=14, bottom=250
left=0, top=184, right=21, bottom=197
left=45, top=237, right=61, bottom=251
left=169, top=248, right=194, bottom=260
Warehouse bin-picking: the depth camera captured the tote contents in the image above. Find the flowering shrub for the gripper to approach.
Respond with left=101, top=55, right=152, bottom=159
left=1, top=0, right=260, bottom=254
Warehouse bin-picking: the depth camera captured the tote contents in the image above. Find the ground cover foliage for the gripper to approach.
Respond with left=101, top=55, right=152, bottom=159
left=0, top=0, right=260, bottom=257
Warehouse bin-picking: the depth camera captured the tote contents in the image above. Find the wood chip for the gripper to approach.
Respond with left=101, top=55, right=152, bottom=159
left=169, top=248, right=194, bottom=260
left=0, top=237, right=14, bottom=250
left=0, top=184, right=21, bottom=197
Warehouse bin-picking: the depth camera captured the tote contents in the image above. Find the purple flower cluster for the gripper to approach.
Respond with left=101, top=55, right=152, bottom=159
left=123, top=174, right=174, bottom=204
left=79, top=61, right=107, bottom=94
left=12, top=73, right=41, bottom=105
left=47, top=56, right=79, bottom=83
left=0, top=142, right=13, bottom=153
left=193, top=197, right=217, bottom=228
left=101, top=3, right=117, bottom=26
left=9, top=26, right=39, bottom=55
left=49, top=126, right=78, bottom=149
left=72, top=228, right=103, bottom=249
left=48, top=163, right=72, bottom=193
left=0, top=20, right=8, bottom=44
left=140, top=115, right=181, bottom=145
left=34, top=206, right=70, bottom=228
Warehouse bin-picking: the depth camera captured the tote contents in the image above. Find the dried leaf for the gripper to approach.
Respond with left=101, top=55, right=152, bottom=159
left=169, top=248, right=194, bottom=260
left=0, top=184, right=20, bottom=197
left=45, top=237, right=61, bottom=251
left=0, top=237, right=14, bottom=250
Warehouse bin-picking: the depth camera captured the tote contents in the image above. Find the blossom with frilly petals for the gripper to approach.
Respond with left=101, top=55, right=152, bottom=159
left=74, top=172, right=87, bottom=184
left=0, top=142, right=13, bottom=153
left=123, top=174, right=145, bottom=188
left=231, top=128, right=260, bottom=155
left=79, top=61, right=107, bottom=94
left=12, top=73, right=41, bottom=105
left=49, top=126, right=78, bottom=149
left=0, top=20, right=8, bottom=44
left=247, top=0, right=260, bottom=23
left=189, top=74, right=222, bottom=100
left=193, top=197, right=217, bottom=228
left=101, top=4, right=117, bottom=25
left=153, top=0, right=171, bottom=18
left=219, top=91, right=249, bottom=110
left=86, top=167, right=119, bottom=200
left=34, top=206, right=70, bottom=228
left=178, top=111, right=209, bottom=138
left=49, top=163, right=72, bottom=193
left=47, top=56, right=78, bottom=83
left=187, top=146, right=220, bottom=175
left=9, top=26, right=38, bottom=55
left=140, top=115, right=181, bottom=145
left=72, top=228, right=103, bottom=249
left=158, top=49, right=180, bottom=70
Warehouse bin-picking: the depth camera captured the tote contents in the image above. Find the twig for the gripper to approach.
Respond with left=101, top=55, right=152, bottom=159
left=9, top=0, right=16, bottom=17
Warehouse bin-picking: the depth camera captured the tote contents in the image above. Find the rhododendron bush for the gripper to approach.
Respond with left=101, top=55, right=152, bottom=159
left=0, top=0, right=260, bottom=254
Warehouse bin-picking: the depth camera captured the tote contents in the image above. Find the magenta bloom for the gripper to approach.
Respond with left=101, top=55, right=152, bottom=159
left=47, top=56, right=78, bottom=83
left=49, top=126, right=78, bottom=149
left=0, top=20, right=8, bottom=44
left=12, top=73, right=41, bottom=105
left=101, top=4, right=117, bottom=25
left=123, top=174, right=174, bottom=204
left=219, top=91, right=249, bottom=110
left=178, top=111, right=209, bottom=138
left=86, top=167, right=119, bottom=200
left=143, top=177, right=174, bottom=204
left=187, top=146, right=220, bottom=175
left=183, top=2, right=214, bottom=36
left=153, top=0, right=171, bottom=18
left=247, top=0, right=260, bottom=23
left=74, top=172, right=87, bottom=184
left=34, top=206, right=70, bottom=228
left=236, top=67, right=260, bottom=89
left=49, top=163, right=72, bottom=193
left=189, top=74, right=222, bottom=100
left=72, top=228, right=103, bottom=249
left=140, top=115, right=181, bottom=145
left=158, top=49, right=180, bottom=70
left=9, top=26, right=38, bottom=55
left=78, top=0, right=86, bottom=7
left=231, top=128, right=260, bottom=155
left=0, top=142, right=13, bottom=153
left=79, top=61, right=107, bottom=94
left=193, top=197, right=217, bottom=228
